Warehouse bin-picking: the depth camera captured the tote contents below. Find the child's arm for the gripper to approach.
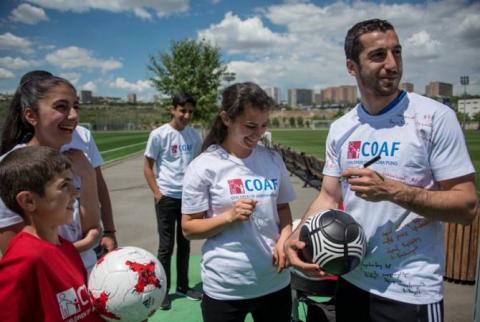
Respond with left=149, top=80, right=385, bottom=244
left=73, top=227, right=101, bottom=252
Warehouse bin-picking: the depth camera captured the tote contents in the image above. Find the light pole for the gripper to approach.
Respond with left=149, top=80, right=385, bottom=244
left=460, top=75, right=469, bottom=129
left=223, top=72, right=236, bottom=87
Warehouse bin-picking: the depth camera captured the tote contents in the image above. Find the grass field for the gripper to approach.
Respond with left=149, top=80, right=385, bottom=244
left=93, top=129, right=479, bottom=192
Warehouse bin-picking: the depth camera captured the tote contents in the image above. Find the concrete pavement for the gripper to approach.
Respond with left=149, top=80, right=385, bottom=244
left=102, top=153, right=474, bottom=322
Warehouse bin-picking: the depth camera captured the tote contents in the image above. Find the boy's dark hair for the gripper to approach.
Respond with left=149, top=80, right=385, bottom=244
left=172, top=93, right=196, bottom=108
left=0, top=146, right=71, bottom=216
left=345, top=19, right=395, bottom=64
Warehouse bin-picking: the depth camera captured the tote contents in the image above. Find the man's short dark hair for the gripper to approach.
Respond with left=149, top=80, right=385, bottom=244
left=345, top=19, right=395, bottom=64
left=172, top=93, right=196, bottom=108
left=0, top=146, right=71, bottom=216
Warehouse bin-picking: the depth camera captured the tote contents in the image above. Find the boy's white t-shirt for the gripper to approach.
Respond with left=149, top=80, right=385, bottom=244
left=182, top=145, right=296, bottom=300
left=144, top=124, right=201, bottom=199
left=323, top=92, right=475, bottom=304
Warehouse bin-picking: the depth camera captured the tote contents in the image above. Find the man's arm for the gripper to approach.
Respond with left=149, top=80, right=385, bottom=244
left=284, top=175, right=342, bottom=273
left=342, top=168, right=478, bottom=225
left=143, top=157, right=162, bottom=202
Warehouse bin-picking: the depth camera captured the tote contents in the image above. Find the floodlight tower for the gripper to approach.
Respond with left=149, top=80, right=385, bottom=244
left=223, top=72, right=236, bottom=87
left=460, top=75, right=469, bottom=129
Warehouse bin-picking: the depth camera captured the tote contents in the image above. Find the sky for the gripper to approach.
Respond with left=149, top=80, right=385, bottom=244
left=0, top=0, right=479, bottom=102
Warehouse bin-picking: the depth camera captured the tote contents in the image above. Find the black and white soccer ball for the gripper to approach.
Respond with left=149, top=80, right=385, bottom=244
left=299, top=209, right=367, bottom=275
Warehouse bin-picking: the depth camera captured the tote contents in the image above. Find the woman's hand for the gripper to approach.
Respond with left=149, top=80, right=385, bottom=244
left=225, top=199, right=257, bottom=223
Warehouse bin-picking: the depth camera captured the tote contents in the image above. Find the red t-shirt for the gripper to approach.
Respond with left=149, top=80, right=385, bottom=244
left=0, top=232, right=103, bottom=322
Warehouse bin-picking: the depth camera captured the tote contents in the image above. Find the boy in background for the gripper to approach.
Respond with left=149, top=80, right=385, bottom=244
left=0, top=146, right=102, bottom=322
left=144, top=93, right=202, bottom=310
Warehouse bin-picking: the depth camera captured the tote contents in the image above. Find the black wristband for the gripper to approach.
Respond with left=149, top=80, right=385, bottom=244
left=103, top=230, right=116, bottom=235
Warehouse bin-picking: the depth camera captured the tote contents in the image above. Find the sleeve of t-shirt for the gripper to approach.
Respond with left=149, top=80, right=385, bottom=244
left=193, top=131, right=202, bottom=158
left=181, top=162, right=210, bottom=214
left=0, top=198, right=23, bottom=228
left=144, top=130, right=161, bottom=160
left=322, top=129, right=342, bottom=177
left=429, top=109, right=475, bottom=181
left=275, top=152, right=296, bottom=204
left=86, top=133, right=103, bottom=168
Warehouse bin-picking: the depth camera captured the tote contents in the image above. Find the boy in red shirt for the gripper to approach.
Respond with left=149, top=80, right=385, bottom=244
left=0, top=146, right=102, bottom=322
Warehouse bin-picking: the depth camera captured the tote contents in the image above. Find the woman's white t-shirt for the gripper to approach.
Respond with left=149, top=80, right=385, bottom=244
left=182, top=144, right=296, bottom=300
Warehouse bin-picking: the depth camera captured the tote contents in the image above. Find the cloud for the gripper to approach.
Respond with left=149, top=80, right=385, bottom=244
left=58, top=72, right=81, bottom=86
left=0, top=68, right=15, bottom=79
left=29, top=0, right=189, bottom=18
left=110, top=77, right=153, bottom=93
left=82, top=81, right=97, bottom=92
left=198, top=12, right=293, bottom=55
left=0, top=56, right=38, bottom=69
left=0, top=33, right=33, bottom=53
left=404, top=31, right=441, bottom=59
left=9, top=3, right=48, bottom=25
left=202, top=1, right=480, bottom=96
left=45, top=46, right=122, bottom=72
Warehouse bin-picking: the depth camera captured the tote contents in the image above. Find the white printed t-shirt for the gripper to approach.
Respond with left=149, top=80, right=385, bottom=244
left=323, top=92, right=475, bottom=304
left=144, top=124, right=201, bottom=199
left=182, top=145, right=296, bottom=300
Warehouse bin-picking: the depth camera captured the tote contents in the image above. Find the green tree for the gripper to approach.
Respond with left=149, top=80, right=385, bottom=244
left=148, top=39, right=227, bottom=124
left=296, top=116, right=304, bottom=128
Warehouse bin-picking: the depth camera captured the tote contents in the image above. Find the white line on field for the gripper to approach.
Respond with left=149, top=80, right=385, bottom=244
left=100, top=141, right=146, bottom=154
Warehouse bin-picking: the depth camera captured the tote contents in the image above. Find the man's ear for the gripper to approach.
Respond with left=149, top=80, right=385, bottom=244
left=346, top=59, right=358, bottom=77
left=23, top=107, right=38, bottom=127
left=219, top=111, right=231, bottom=127
left=16, top=191, right=37, bottom=213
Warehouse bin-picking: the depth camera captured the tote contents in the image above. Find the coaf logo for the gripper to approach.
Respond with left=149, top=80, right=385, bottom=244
left=56, top=285, right=90, bottom=319
left=228, top=179, right=245, bottom=194
left=347, top=141, right=400, bottom=159
left=171, top=144, right=192, bottom=154
left=348, top=141, right=361, bottom=159
left=227, top=178, right=278, bottom=195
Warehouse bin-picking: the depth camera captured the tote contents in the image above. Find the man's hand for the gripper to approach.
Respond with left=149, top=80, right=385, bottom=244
left=284, top=228, right=326, bottom=277
left=341, top=167, right=394, bottom=202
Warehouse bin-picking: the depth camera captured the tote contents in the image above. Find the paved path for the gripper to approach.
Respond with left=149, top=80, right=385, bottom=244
left=103, top=153, right=474, bottom=322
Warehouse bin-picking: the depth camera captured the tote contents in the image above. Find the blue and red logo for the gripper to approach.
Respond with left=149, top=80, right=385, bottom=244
left=171, top=144, right=192, bottom=154
left=227, top=178, right=278, bottom=195
left=347, top=140, right=400, bottom=159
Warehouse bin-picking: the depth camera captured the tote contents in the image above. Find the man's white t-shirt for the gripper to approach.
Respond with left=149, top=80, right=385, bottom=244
left=182, top=145, right=296, bottom=300
left=323, top=92, right=475, bottom=304
left=144, top=124, right=201, bottom=199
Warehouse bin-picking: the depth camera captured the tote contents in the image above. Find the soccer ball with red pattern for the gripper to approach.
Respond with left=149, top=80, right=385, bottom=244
left=88, top=246, right=167, bottom=322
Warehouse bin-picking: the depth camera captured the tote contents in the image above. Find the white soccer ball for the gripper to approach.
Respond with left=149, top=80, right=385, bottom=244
left=299, top=209, right=367, bottom=275
left=88, top=246, right=167, bottom=322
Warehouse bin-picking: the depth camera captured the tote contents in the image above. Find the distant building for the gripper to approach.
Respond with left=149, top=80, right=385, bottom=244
left=128, top=93, right=137, bottom=104
left=425, top=81, right=453, bottom=98
left=264, top=87, right=280, bottom=104
left=400, top=82, right=414, bottom=92
left=80, top=90, right=93, bottom=104
left=92, top=96, right=122, bottom=104
left=320, top=85, right=357, bottom=105
left=288, top=88, right=313, bottom=108
left=458, top=98, right=480, bottom=118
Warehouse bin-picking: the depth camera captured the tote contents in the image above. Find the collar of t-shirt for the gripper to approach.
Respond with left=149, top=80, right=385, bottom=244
left=360, top=90, right=407, bottom=116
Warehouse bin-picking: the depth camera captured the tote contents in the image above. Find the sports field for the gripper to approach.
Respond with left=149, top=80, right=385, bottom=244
left=94, top=129, right=480, bottom=193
